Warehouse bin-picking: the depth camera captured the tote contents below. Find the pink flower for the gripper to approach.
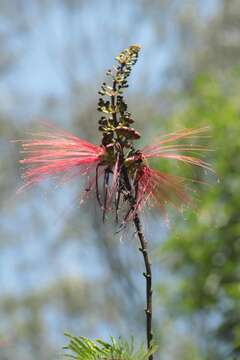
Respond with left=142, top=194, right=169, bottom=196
left=128, top=127, right=212, bottom=220
left=16, top=124, right=212, bottom=222
left=16, top=123, right=105, bottom=194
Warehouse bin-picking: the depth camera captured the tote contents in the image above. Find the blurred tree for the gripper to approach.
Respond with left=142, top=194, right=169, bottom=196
left=154, top=2, right=240, bottom=356
left=194, top=0, right=240, bottom=74
left=156, top=72, right=240, bottom=359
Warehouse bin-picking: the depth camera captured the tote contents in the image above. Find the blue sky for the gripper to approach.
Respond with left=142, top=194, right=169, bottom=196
left=0, top=0, right=220, bottom=120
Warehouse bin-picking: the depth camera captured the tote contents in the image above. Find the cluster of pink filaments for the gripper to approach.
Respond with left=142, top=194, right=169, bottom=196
left=16, top=124, right=105, bottom=193
left=16, top=124, right=212, bottom=222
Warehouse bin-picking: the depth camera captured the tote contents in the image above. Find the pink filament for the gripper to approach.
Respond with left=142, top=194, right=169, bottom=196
left=17, top=124, right=105, bottom=192
left=142, top=127, right=213, bottom=171
left=137, top=166, right=190, bottom=211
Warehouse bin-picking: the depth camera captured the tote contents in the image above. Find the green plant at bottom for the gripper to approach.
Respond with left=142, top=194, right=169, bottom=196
left=63, top=333, right=157, bottom=360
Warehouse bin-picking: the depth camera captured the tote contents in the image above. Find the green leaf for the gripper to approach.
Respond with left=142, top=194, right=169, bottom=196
left=63, top=333, right=158, bottom=360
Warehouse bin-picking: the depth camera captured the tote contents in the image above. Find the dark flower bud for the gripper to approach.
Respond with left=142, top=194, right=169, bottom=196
left=98, top=117, right=108, bottom=125
left=102, top=132, right=114, bottom=146
left=115, top=126, right=141, bottom=140
left=128, top=128, right=141, bottom=139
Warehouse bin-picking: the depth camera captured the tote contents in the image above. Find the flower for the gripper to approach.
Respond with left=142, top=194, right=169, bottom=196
left=16, top=45, right=213, bottom=224
left=16, top=123, right=106, bottom=194
left=124, top=127, right=213, bottom=221
left=133, top=127, right=212, bottom=212
left=16, top=124, right=212, bottom=223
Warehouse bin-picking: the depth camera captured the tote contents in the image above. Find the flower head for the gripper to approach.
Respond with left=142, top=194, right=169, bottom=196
left=125, top=126, right=213, bottom=221
left=16, top=45, right=213, bottom=224
left=16, top=123, right=106, bottom=193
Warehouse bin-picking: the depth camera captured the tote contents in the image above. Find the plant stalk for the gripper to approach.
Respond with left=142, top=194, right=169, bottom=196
left=134, top=214, right=153, bottom=360
left=121, top=166, right=153, bottom=359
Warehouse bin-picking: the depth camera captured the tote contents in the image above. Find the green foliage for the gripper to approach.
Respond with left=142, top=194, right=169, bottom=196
left=63, top=333, right=157, bottom=360
left=156, top=71, right=240, bottom=358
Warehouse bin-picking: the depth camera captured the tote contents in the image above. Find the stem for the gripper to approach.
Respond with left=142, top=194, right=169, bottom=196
left=134, top=214, right=153, bottom=360
left=121, top=166, right=153, bottom=359
left=111, top=78, right=117, bottom=126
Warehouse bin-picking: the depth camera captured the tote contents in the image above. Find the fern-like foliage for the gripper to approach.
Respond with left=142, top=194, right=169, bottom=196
left=63, top=333, right=157, bottom=360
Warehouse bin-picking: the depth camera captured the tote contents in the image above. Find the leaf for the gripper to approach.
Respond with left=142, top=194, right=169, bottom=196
left=63, top=333, right=158, bottom=360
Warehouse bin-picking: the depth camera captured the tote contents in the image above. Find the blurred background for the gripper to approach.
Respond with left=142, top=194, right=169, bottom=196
left=1, top=0, right=240, bottom=359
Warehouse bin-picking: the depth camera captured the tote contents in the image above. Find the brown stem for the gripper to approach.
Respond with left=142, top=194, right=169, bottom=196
left=134, top=214, right=153, bottom=360
left=121, top=166, right=153, bottom=359
left=111, top=79, right=117, bottom=126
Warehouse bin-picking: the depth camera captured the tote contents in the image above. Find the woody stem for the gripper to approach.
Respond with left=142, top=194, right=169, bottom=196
left=134, top=214, right=153, bottom=360
left=121, top=166, right=153, bottom=358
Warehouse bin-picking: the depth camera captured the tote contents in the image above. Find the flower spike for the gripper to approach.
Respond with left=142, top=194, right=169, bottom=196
left=16, top=46, right=212, bottom=221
